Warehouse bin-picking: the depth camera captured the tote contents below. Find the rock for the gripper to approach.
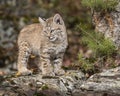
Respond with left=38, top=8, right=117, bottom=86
left=1, top=68, right=120, bottom=96
left=80, top=67, right=120, bottom=96
left=0, top=70, right=85, bottom=96
left=93, top=2, right=120, bottom=48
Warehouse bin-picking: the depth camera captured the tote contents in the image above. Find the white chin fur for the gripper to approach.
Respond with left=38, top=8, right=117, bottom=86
left=50, top=37, right=57, bottom=41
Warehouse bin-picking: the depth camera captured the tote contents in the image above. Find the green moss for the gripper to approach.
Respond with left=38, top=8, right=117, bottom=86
left=41, top=84, right=49, bottom=90
left=33, top=84, right=48, bottom=96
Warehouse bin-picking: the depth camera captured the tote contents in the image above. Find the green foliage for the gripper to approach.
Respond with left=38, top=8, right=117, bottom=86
left=76, top=24, right=116, bottom=73
left=81, top=29, right=116, bottom=57
left=78, top=53, right=94, bottom=72
left=81, top=0, right=119, bottom=11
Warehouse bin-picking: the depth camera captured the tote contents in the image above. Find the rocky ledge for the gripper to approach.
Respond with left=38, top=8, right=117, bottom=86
left=0, top=70, right=85, bottom=96
left=1, top=67, right=120, bottom=96
left=80, top=67, right=120, bottom=96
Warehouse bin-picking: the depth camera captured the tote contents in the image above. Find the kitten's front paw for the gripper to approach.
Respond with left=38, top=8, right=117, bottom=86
left=42, top=72, right=55, bottom=78
left=17, top=67, right=32, bottom=76
left=55, top=69, right=65, bottom=76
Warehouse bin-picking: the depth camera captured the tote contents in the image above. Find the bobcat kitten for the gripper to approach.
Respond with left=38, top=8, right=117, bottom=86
left=17, top=14, right=68, bottom=77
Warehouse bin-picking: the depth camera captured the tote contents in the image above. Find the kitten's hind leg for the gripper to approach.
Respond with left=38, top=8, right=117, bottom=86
left=17, top=42, right=32, bottom=76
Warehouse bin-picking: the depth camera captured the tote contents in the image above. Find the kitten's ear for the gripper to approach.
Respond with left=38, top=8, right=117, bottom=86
left=53, top=14, right=63, bottom=25
left=38, top=17, right=46, bottom=26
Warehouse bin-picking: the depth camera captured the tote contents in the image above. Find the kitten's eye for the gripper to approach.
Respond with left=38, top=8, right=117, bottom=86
left=44, top=31, right=47, bottom=33
left=56, top=28, right=62, bottom=32
left=43, top=18, right=46, bottom=21
left=50, top=29, right=54, bottom=33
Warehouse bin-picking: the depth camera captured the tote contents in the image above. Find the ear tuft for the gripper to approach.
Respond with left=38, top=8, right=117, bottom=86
left=38, top=17, right=46, bottom=26
left=53, top=14, right=63, bottom=25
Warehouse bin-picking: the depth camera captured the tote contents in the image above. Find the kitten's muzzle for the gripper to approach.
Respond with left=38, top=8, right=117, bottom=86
left=49, top=36, right=56, bottom=41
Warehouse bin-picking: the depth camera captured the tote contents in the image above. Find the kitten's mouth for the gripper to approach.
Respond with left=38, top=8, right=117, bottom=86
left=49, top=37, right=57, bottom=41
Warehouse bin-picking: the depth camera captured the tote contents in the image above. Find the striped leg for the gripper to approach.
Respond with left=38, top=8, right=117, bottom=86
left=53, top=54, right=65, bottom=76
left=40, top=53, right=55, bottom=77
left=17, top=42, right=32, bottom=75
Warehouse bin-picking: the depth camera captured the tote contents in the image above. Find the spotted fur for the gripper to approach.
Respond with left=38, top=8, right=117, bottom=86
left=17, top=14, right=68, bottom=77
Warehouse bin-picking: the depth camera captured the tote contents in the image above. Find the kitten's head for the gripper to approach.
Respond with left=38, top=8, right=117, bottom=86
left=39, top=14, right=66, bottom=42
